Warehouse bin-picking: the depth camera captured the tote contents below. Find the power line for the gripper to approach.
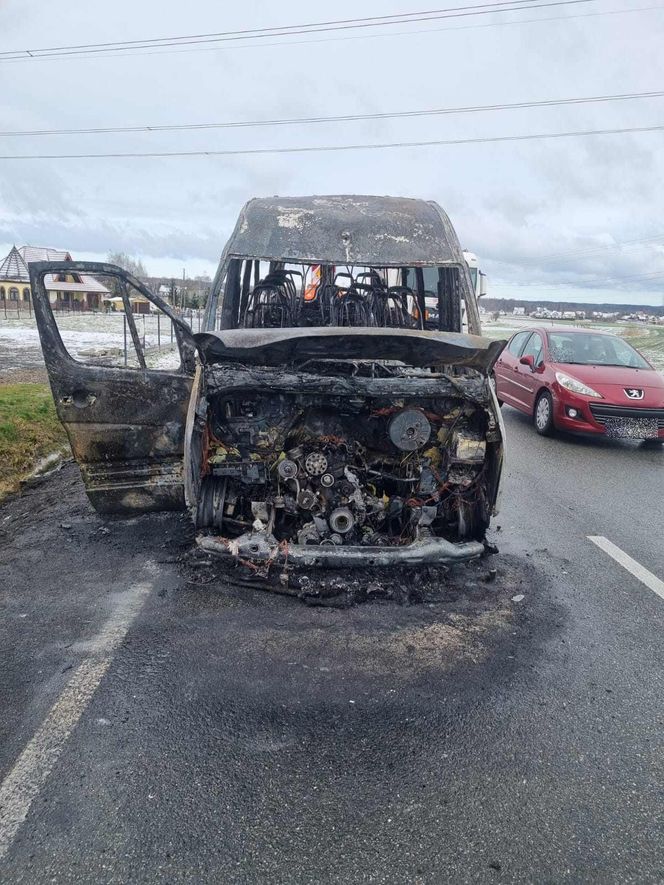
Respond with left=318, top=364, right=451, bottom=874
left=496, top=231, right=664, bottom=266
left=581, top=269, right=664, bottom=285
left=3, top=89, right=664, bottom=139
left=0, top=0, right=594, bottom=60
left=538, top=233, right=664, bottom=263
left=4, top=4, right=657, bottom=65
left=494, top=268, right=664, bottom=287
left=7, top=0, right=547, bottom=53
left=2, top=122, right=664, bottom=160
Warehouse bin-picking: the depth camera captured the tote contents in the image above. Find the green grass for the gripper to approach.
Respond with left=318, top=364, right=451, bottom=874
left=619, top=325, right=664, bottom=370
left=0, top=383, right=69, bottom=499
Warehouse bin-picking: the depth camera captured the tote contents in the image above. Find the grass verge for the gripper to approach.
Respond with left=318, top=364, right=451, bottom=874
left=621, top=325, right=664, bottom=371
left=0, top=382, right=69, bottom=501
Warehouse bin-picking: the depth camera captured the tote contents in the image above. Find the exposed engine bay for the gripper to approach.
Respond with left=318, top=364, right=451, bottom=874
left=193, top=356, right=502, bottom=566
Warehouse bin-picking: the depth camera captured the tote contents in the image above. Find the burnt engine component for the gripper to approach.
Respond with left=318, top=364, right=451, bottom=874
left=388, top=408, right=432, bottom=451
left=329, top=507, right=354, bottom=534
left=305, top=451, right=327, bottom=476
left=297, top=490, right=317, bottom=510
left=277, top=459, right=298, bottom=480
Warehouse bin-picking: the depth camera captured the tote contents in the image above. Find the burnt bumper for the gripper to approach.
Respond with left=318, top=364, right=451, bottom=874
left=197, top=531, right=485, bottom=568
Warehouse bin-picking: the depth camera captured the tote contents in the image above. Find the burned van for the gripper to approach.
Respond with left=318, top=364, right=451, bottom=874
left=30, top=195, right=506, bottom=569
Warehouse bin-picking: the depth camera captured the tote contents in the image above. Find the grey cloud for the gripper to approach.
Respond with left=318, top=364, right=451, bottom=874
left=3, top=0, right=664, bottom=304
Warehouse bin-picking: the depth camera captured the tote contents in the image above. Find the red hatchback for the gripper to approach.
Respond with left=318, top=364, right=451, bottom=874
left=494, top=326, right=664, bottom=441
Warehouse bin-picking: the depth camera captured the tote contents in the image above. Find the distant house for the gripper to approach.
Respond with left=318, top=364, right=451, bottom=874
left=0, top=246, right=33, bottom=305
left=102, top=294, right=153, bottom=315
left=0, top=245, right=110, bottom=311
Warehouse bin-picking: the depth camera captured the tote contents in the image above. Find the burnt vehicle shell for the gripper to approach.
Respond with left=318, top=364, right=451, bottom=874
left=29, top=195, right=507, bottom=571
left=193, top=195, right=506, bottom=569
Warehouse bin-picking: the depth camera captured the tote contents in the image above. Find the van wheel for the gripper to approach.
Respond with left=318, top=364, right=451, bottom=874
left=534, top=391, right=555, bottom=436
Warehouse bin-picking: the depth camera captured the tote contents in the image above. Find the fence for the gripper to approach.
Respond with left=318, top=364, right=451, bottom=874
left=0, top=298, right=32, bottom=319
left=179, top=308, right=204, bottom=332
left=0, top=299, right=205, bottom=327
left=119, top=313, right=178, bottom=367
left=0, top=300, right=102, bottom=318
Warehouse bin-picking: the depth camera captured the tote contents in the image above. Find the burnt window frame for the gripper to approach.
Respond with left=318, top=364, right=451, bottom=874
left=28, top=261, right=196, bottom=375
left=210, top=257, right=468, bottom=333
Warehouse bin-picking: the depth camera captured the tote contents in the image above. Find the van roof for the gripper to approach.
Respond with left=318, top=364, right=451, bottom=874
left=224, top=195, right=466, bottom=266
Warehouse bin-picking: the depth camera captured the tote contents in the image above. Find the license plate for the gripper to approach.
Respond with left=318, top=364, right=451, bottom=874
left=604, top=417, right=659, bottom=439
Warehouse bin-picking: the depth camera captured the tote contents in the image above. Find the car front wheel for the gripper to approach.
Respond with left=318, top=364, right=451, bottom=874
left=534, top=390, right=555, bottom=436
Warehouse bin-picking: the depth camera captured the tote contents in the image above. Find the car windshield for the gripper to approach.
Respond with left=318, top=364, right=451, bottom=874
left=547, top=331, right=651, bottom=369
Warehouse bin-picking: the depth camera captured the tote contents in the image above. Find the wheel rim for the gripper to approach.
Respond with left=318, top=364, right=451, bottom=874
left=536, top=397, right=550, bottom=429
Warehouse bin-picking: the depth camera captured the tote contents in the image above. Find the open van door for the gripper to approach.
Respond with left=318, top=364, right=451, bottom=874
left=29, top=261, right=197, bottom=515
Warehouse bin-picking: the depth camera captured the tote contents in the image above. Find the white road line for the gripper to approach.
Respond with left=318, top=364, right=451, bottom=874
left=0, top=578, right=153, bottom=861
left=588, top=536, right=664, bottom=601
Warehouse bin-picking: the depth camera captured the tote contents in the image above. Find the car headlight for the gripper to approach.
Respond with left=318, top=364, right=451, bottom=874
left=555, top=371, right=602, bottom=398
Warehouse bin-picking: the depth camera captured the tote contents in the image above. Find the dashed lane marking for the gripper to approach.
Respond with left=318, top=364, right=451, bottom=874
left=588, top=536, right=664, bottom=602
left=0, top=578, right=154, bottom=861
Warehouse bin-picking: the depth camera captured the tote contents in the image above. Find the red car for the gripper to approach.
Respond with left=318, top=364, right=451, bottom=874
left=494, top=326, right=664, bottom=441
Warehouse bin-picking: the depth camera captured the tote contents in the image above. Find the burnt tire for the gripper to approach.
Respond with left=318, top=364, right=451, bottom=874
left=534, top=390, right=555, bottom=436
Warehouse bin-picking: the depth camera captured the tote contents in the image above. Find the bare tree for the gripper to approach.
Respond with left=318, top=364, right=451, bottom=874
left=107, top=252, right=148, bottom=278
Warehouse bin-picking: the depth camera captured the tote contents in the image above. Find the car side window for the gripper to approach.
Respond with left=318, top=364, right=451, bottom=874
left=506, top=331, right=530, bottom=356
left=521, top=332, right=543, bottom=365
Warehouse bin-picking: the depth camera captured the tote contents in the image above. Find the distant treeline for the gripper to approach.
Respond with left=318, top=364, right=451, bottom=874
left=483, top=298, right=664, bottom=316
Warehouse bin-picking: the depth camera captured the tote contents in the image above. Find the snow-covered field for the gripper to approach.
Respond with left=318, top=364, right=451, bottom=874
left=0, top=313, right=181, bottom=375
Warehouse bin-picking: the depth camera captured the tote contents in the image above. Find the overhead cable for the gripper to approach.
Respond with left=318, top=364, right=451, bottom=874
left=2, top=122, right=664, bottom=160
left=2, top=89, right=663, bottom=139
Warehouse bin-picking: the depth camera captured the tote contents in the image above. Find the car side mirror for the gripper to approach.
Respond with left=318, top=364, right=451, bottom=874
left=519, top=354, right=535, bottom=370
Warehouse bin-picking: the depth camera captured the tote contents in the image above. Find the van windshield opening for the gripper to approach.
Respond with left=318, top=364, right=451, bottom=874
left=219, top=260, right=465, bottom=333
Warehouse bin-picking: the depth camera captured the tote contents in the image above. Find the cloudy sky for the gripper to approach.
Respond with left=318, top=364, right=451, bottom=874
left=2, top=0, right=664, bottom=305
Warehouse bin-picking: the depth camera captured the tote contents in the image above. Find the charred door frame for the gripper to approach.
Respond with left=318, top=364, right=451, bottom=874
left=29, top=261, right=198, bottom=514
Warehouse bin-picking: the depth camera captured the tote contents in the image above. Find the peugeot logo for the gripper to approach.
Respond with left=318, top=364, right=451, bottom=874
left=624, top=388, right=644, bottom=400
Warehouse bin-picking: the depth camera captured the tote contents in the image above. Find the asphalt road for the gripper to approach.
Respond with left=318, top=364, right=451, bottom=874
left=0, top=407, right=662, bottom=884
